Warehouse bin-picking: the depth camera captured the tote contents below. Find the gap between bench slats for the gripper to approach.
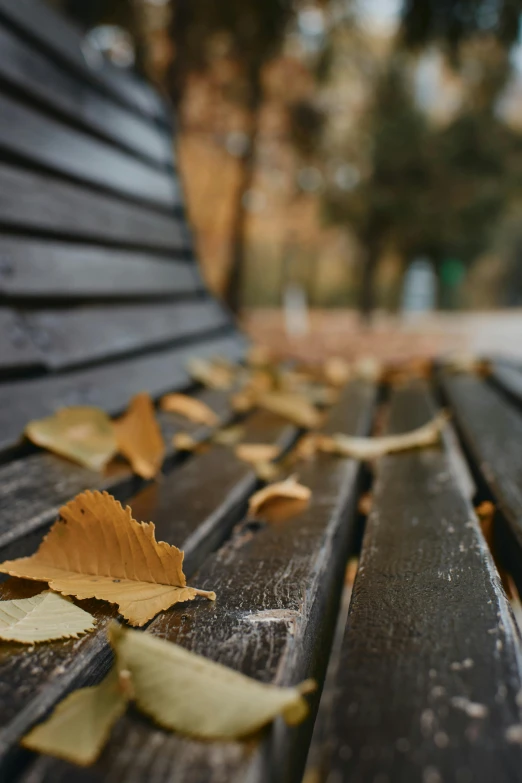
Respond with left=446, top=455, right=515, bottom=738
left=0, top=300, right=230, bottom=374
left=0, top=0, right=164, bottom=123
left=17, top=380, right=377, bottom=783
left=321, top=381, right=522, bottom=783
left=0, top=23, right=171, bottom=168
left=0, top=93, right=177, bottom=211
left=0, top=166, right=192, bottom=252
left=0, top=332, right=246, bottom=456
left=489, top=359, right=522, bottom=408
left=0, top=410, right=298, bottom=777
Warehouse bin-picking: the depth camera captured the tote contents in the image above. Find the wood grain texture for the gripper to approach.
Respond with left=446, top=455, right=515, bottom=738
left=0, top=309, right=44, bottom=372
left=0, top=0, right=164, bottom=122
left=0, top=93, right=177, bottom=209
left=0, top=332, right=246, bottom=455
left=0, top=411, right=297, bottom=775
left=323, top=382, right=522, bottom=783
left=490, top=360, right=522, bottom=407
left=0, top=23, right=170, bottom=166
left=0, top=166, right=191, bottom=252
left=13, top=300, right=230, bottom=371
left=18, top=381, right=377, bottom=783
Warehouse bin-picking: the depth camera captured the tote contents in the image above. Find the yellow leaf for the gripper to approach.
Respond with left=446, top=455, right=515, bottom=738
left=254, top=461, right=282, bottom=482
left=160, top=394, right=219, bottom=427
left=231, top=388, right=257, bottom=413
left=248, top=476, right=311, bottom=522
left=172, top=433, right=210, bottom=454
left=188, top=357, right=235, bottom=390
left=212, top=425, right=245, bottom=446
left=0, top=491, right=215, bottom=627
left=257, top=392, right=321, bottom=429
left=323, top=357, right=351, bottom=387
left=318, top=412, right=448, bottom=460
left=444, top=354, right=491, bottom=376
left=25, top=407, right=117, bottom=471
left=22, top=667, right=128, bottom=766
left=109, top=623, right=316, bottom=740
left=246, top=344, right=272, bottom=367
left=353, top=356, right=383, bottom=382
left=0, top=591, right=95, bottom=644
left=113, top=393, right=164, bottom=479
left=235, top=443, right=281, bottom=465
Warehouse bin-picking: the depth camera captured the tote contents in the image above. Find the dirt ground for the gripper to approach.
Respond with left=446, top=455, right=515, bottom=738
left=242, top=309, right=522, bottom=363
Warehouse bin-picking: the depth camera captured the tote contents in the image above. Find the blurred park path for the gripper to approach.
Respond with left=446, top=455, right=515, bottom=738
left=243, top=309, right=522, bottom=362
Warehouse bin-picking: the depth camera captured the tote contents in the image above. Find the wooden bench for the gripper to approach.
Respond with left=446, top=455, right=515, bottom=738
left=1, top=3, right=522, bottom=782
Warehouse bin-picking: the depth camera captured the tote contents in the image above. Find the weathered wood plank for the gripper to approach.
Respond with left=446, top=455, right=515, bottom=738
left=0, top=411, right=298, bottom=775
left=0, top=23, right=170, bottom=166
left=0, top=166, right=191, bottom=252
left=0, top=310, right=44, bottom=372
left=322, top=382, right=522, bottom=783
left=0, top=0, right=165, bottom=122
left=0, top=93, right=177, bottom=209
left=13, top=300, right=230, bottom=371
left=0, top=332, right=246, bottom=455
left=18, top=381, right=377, bottom=783
left=490, top=360, right=522, bottom=408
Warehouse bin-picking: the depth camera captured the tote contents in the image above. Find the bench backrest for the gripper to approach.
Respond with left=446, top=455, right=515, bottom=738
left=0, top=0, right=245, bottom=454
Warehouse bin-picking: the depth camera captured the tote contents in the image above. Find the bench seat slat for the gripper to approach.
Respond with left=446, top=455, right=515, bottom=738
left=0, top=166, right=192, bottom=252
left=18, top=381, right=377, bottom=783
left=0, top=411, right=297, bottom=774
left=0, top=24, right=170, bottom=167
left=322, top=383, right=522, bottom=783
left=0, top=93, right=177, bottom=210
left=0, top=333, right=246, bottom=456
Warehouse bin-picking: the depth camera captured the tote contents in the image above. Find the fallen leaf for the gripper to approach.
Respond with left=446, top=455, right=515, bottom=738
left=248, top=476, right=311, bottom=522
left=323, top=357, right=351, bottom=387
left=247, top=344, right=272, bottom=367
left=22, top=667, right=128, bottom=766
left=160, top=394, right=219, bottom=427
left=0, top=591, right=95, bottom=644
left=188, top=357, right=235, bottom=389
left=172, top=433, right=210, bottom=454
left=0, top=491, right=215, bottom=626
left=353, top=357, right=383, bottom=383
left=318, top=412, right=448, bottom=460
left=113, top=393, right=164, bottom=479
left=110, top=623, right=316, bottom=739
left=357, top=492, right=373, bottom=516
left=257, top=391, right=321, bottom=429
left=25, top=407, right=118, bottom=471
left=254, top=461, right=282, bottom=482
left=212, top=425, right=245, bottom=446
left=235, top=443, right=281, bottom=465
left=445, top=354, right=491, bottom=376
left=231, top=388, right=257, bottom=413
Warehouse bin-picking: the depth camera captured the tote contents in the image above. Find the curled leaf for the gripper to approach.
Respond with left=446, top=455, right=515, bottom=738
left=113, top=393, right=164, bottom=479
left=160, top=394, right=219, bottom=427
left=318, top=412, right=448, bottom=461
left=109, top=623, right=316, bottom=740
left=0, top=491, right=215, bottom=627
left=172, top=433, right=210, bottom=454
left=0, top=591, right=95, bottom=644
left=235, top=443, right=281, bottom=465
left=25, top=407, right=117, bottom=471
left=248, top=476, right=311, bottom=522
left=257, top=392, right=321, bottom=429
left=188, top=357, right=235, bottom=389
left=22, top=667, right=128, bottom=766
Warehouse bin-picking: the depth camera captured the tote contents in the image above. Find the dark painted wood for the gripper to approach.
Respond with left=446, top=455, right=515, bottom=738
left=323, top=382, right=522, bottom=783
left=10, top=300, right=230, bottom=371
left=0, top=93, right=177, bottom=209
left=0, top=23, right=170, bottom=167
left=0, top=166, right=191, bottom=252
left=0, top=333, right=246, bottom=455
left=0, top=309, right=44, bottom=372
left=17, top=381, right=377, bottom=783
left=0, top=411, right=298, bottom=776
left=490, top=360, right=522, bottom=408
left=0, top=0, right=164, bottom=122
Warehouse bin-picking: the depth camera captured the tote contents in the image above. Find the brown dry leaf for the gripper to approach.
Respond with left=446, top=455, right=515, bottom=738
left=110, top=623, right=316, bottom=740
left=172, top=433, right=210, bottom=454
left=353, top=357, right=383, bottom=383
left=247, top=344, right=272, bottom=367
left=25, top=407, right=118, bottom=472
left=113, top=393, right=164, bottom=479
left=248, top=476, right=311, bottom=522
left=235, top=443, right=281, bottom=465
left=445, top=354, right=491, bottom=376
left=257, top=391, right=321, bottom=429
left=188, top=357, right=235, bottom=389
left=254, top=461, right=282, bottom=482
left=357, top=492, right=373, bottom=516
left=0, top=491, right=215, bottom=626
left=323, top=357, right=351, bottom=387
left=22, top=667, right=128, bottom=766
left=318, top=412, right=448, bottom=461
left=231, top=388, right=258, bottom=413
left=160, top=394, right=219, bottom=427
left=0, top=591, right=95, bottom=644
left=212, top=425, right=245, bottom=446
